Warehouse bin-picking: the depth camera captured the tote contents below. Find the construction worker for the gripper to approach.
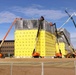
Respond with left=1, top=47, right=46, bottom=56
left=49, top=22, right=53, bottom=26
left=39, top=16, right=44, bottom=29
left=39, top=16, right=44, bottom=21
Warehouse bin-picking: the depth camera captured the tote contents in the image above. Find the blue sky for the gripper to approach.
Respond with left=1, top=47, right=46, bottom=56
left=0, top=0, right=76, bottom=48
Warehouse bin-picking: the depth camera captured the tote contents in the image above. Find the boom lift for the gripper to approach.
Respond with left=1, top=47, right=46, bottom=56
left=0, top=18, right=22, bottom=58
left=50, top=23, right=62, bottom=58
left=32, top=16, right=44, bottom=58
left=51, top=22, right=75, bottom=58
left=59, top=31, right=76, bottom=58
left=55, top=10, right=76, bottom=58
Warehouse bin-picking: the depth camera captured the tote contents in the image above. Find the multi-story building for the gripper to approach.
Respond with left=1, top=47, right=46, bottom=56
left=0, top=40, right=14, bottom=57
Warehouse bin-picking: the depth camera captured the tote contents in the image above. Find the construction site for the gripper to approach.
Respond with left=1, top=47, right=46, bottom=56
left=0, top=10, right=76, bottom=75
left=0, top=10, right=76, bottom=58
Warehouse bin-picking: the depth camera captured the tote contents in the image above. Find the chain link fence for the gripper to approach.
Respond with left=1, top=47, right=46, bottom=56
left=0, top=61, right=75, bottom=75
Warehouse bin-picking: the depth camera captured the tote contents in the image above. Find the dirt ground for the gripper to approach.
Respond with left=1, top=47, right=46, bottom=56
left=0, top=58, right=76, bottom=75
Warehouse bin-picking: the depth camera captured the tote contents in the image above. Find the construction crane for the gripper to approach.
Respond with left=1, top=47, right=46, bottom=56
left=0, top=18, right=22, bottom=57
left=65, top=10, right=76, bottom=28
left=59, top=10, right=76, bottom=30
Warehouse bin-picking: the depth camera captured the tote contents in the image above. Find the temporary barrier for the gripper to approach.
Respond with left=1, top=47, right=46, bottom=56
left=0, top=61, right=75, bottom=75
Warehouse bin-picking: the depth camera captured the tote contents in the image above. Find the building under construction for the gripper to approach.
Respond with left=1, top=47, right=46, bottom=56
left=0, top=17, right=74, bottom=58
left=14, top=19, right=71, bottom=58
left=57, top=28, right=71, bottom=52
left=14, top=19, right=55, bottom=58
left=56, top=28, right=72, bottom=57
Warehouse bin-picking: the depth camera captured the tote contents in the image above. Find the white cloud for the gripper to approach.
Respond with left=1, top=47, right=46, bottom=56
left=0, top=11, right=20, bottom=24
left=13, top=6, right=67, bottom=20
left=31, top=4, right=43, bottom=8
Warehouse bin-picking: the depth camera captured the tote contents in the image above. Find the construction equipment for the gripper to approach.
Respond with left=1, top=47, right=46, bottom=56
left=65, top=10, right=76, bottom=28
left=50, top=23, right=62, bottom=58
left=59, top=10, right=76, bottom=58
left=51, top=22, right=76, bottom=58
left=32, top=16, right=44, bottom=58
left=54, top=10, right=76, bottom=58
left=59, top=10, right=76, bottom=31
left=59, top=31, right=76, bottom=58
left=0, top=18, right=22, bottom=58
left=54, top=50, right=62, bottom=58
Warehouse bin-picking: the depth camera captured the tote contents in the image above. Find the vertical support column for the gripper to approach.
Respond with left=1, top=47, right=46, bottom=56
left=74, top=61, right=76, bottom=75
left=41, top=62, right=44, bottom=75
left=11, top=63, right=13, bottom=75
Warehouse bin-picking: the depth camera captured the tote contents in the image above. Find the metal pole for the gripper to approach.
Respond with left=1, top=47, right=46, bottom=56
left=74, top=61, right=76, bottom=75
left=41, top=62, right=44, bottom=75
left=11, top=63, right=13, bottom=75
